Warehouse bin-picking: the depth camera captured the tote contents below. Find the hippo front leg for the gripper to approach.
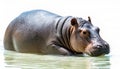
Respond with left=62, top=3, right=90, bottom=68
left=51, top=44, right=72, bottom=55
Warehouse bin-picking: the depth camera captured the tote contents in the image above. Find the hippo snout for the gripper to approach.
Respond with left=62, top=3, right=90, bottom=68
left=87, top=42, right=110, bottom=56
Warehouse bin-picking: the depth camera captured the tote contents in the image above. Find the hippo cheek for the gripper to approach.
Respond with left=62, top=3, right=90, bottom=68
left=85, top=43, right=110, bottom=56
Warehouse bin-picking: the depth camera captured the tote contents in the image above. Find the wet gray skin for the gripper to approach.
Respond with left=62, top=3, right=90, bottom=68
left=4, top=10, right=110, bottom=56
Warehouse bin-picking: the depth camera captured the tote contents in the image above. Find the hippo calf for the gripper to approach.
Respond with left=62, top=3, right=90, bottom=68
left=4, top=10, right=110, bottom=56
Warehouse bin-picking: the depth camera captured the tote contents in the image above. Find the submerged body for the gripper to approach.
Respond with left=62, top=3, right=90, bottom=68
left=4, top=10, right=110, bottom=56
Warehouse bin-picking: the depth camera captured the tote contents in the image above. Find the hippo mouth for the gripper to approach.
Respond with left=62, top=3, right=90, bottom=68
left=86, top=47, right=110, bottom=56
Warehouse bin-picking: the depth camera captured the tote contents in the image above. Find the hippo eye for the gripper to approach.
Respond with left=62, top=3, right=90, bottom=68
left=83, top=31, right=87, bottom=35
left=80, top=29, right=90, bottom=38
left=82, top=31, right=89, bottom=36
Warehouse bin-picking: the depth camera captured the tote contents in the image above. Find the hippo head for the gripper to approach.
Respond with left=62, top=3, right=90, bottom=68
left=70, top=17, right=110, bottom=56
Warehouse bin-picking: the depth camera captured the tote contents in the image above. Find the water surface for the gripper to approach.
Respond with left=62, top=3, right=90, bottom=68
left=0, top=40, right=110, bottom=69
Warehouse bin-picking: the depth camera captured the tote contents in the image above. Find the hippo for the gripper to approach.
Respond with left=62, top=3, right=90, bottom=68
left=4, top=10, right=110, bottom=56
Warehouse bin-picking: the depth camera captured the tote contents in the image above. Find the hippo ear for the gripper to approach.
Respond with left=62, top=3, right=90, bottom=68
left=88, top=16, right=92, bottom=23
left=71, top=18, right=78, bottom=27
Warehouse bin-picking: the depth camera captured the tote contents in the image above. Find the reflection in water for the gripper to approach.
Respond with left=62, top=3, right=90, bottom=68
left=3, top=50, right=110, bottom=69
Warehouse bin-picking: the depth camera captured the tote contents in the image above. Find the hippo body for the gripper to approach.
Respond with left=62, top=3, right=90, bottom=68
left=4, top=10, right=110, bottom=56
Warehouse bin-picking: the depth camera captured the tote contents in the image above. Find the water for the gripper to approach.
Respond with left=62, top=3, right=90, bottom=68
left=0, top=40, right=111, bottom=69
left=0, top=41, right=111, bottom=69
left=0, top=44, right=111, bottom=69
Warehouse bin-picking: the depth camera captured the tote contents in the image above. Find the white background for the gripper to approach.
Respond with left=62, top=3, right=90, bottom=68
left=0, top=0, right=120, bottom=56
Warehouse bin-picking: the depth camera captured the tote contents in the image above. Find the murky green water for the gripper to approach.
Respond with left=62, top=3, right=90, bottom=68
left=3, top=51, right=110, bottom=69
left=0, top=40, right=111, bottom=69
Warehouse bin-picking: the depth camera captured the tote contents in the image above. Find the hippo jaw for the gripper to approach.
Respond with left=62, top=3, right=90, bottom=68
left=69, top=17, right=110, bottom=56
